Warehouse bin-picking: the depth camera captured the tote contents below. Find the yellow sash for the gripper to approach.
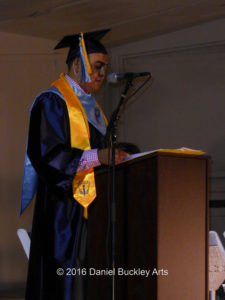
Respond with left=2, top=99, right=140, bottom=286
left=51, top=73, right=107, bottom=218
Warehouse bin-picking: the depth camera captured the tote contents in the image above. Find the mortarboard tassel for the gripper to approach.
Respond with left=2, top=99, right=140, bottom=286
left=79, top=32, right=92, bottom=83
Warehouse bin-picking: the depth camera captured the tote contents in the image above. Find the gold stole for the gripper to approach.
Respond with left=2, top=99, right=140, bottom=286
left=51, top=73, right=107, bottom=218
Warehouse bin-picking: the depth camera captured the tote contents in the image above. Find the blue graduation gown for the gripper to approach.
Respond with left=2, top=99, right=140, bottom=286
left=25, top=91, right=106, bottom=300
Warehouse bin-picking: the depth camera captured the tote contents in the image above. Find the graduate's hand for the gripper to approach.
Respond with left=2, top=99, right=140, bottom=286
left=98, top=148, right=129, bottom=165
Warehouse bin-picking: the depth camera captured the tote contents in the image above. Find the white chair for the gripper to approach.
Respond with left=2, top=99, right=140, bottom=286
left=17, top=228, right=31, bottom=259
left=222, top=232, right=225, bottom=294
left=209, top=231, right=225, bottom=300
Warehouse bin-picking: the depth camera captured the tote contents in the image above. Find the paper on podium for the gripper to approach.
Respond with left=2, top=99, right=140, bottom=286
left=123, top=147, right=205, bottom=163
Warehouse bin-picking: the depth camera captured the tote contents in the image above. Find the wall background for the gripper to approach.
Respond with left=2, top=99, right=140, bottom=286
left=106, top=17, right=225, bottom=248
left=106, top=19, right=225, bottom=174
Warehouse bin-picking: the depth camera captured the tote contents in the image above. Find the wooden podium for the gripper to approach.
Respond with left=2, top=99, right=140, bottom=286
left=87, top=151, right=209, bottom=300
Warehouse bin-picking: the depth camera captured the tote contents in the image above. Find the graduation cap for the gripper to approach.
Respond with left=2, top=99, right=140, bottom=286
left=54, top=29, right=110, bottom=82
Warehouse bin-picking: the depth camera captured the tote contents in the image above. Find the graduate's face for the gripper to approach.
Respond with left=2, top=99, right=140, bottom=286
left=81, top=53, right=109, bottom=93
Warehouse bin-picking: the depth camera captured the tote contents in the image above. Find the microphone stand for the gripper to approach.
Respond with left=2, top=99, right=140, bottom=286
left=106, top=78, right=134, bottom=300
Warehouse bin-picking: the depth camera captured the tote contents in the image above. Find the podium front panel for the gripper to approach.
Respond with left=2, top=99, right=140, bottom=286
left=87, top=152, right=209, bottom=300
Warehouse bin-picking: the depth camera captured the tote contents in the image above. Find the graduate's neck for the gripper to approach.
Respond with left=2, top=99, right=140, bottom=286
left=67, top=70, right=89, bottom=94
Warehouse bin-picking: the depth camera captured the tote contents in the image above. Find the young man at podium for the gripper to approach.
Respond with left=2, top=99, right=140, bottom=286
left=20, top=29, right=128, bottom=300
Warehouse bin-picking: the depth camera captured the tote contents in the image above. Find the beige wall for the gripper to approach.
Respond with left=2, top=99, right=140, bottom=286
left=107, top=18, right=225, bottom=187
left=0, top=32, right=65, bottom=286
left=106, top=18, right=225, bottom=246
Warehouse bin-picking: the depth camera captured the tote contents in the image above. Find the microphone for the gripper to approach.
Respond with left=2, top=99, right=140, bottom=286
left=107, top=72, right=151, bottom=83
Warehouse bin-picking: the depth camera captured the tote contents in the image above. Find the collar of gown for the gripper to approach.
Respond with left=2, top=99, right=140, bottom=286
left=65, top=74, right=106, bottom=136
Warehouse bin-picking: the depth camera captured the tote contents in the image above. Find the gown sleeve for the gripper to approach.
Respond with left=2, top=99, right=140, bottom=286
left=27, top=92, right=83, bottom=191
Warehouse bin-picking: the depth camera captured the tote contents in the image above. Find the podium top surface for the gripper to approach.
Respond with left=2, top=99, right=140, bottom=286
left=121, top=148, right=209, bottom=165
left=95, top=148, right=210, bottom=175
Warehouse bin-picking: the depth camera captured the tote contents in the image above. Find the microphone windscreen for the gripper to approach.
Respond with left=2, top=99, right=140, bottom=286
left=107, top=73, right=118, bottom=83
